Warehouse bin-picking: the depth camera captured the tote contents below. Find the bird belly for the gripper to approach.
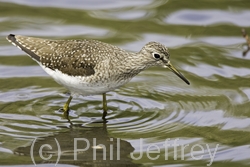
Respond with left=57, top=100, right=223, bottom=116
left=41, top=65, right=128, bottom=96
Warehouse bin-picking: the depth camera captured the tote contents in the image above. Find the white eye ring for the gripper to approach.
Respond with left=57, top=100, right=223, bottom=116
left=152, top=53, right=161, bottom=59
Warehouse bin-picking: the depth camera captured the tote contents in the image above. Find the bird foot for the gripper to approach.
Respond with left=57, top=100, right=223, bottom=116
left=58, top=107, right=70, bottom=113
left=102, top=110, right=107, bottom=120
left=58, top=107, right=71, bottom=120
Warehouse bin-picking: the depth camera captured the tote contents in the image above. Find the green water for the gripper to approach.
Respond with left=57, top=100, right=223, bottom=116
left=0, top=0, right=250, bottom=166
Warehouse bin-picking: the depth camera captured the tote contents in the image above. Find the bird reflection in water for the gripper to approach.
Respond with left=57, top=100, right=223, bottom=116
left=14, top=121, right=140, bottom=167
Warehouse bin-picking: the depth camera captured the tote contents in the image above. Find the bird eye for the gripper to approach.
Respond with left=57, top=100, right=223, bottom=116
left=153, top=53, right=161, bottom=59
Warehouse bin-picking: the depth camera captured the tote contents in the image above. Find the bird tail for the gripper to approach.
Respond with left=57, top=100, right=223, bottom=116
left=6, top=34, right=40, bottom=62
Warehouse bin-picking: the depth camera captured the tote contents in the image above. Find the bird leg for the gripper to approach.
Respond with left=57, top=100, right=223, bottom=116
left=102, top=93, right=108, bottom=120
left=62, top=95, right=73, bottom=118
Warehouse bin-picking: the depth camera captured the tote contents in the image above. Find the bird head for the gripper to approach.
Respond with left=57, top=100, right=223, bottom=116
left=140, top=42, right=190, bottom=85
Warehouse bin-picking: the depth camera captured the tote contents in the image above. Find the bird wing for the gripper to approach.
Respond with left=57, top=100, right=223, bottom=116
left=7, top=34, right=99, bottom=77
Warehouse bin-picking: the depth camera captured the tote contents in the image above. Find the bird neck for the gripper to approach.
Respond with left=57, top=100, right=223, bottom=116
left=118, top=52, right=152, bottom=80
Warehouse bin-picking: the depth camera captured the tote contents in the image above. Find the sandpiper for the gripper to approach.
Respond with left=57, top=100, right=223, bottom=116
left=6, top=34, right=190, bottom=119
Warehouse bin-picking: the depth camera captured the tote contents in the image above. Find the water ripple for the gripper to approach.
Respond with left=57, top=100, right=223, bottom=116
left=165, top=9, right=250, bottom=26
left=0, top=66, right=46, bottom=78
left=2, top=0, right=154, bottom=10
left=1, top=24, right=109, bottom=38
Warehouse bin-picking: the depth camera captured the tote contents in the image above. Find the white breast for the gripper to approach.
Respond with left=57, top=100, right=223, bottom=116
left=40, top=65, right=129, bottom=96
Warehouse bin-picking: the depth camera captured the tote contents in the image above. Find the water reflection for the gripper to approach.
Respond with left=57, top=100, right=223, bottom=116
left=14, top=122, right=139, bottom=167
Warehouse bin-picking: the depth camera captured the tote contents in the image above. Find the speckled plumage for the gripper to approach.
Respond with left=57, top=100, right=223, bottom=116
left=6, top=34, right=189, bottom=97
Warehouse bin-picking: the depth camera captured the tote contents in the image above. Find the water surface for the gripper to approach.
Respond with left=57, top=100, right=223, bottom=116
left=0, top=0, right=250, bottom=166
